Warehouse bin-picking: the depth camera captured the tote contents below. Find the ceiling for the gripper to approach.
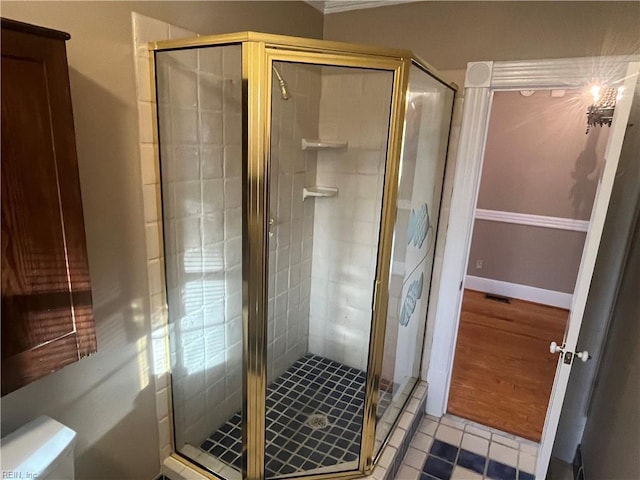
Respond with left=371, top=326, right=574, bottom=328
left=306, top=0, right=421, bottom=15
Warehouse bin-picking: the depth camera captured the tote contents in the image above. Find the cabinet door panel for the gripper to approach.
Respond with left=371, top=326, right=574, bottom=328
left=1, top=55, right=76, bottom=355
left=1, top=21, right=96, bottom=395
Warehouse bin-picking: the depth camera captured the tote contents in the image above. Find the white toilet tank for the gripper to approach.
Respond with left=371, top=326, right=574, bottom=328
left=1, top=415, right=77, bottom=480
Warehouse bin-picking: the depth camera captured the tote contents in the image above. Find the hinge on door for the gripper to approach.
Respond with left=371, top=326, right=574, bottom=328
left=459, top=281, right=463, bottom=291
left=563, top=352, right=573, bottom=365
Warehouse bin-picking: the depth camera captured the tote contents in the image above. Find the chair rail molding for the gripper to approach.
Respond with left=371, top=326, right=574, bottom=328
left=474, top=209, right=590, bottom=232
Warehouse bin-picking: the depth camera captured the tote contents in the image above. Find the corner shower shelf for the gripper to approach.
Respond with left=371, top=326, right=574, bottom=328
left=301, top=138, right=348, bottom=150
left=302, top=186, right=339, bottom=201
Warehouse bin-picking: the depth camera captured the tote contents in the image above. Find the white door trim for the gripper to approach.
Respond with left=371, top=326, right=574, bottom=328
left=426, top=55, right=639, bottom=480
left=425, top=67, right=494, bottom=416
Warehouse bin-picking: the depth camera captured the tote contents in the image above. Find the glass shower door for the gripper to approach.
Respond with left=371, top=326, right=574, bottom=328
left=156, top=44, right=244, bottom=479
left=375, top=64, right=455, bottom=453
left=264, top=60, right=395, bottom=478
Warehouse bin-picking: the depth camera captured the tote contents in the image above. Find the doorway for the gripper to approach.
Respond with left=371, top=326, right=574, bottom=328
left=446, top=89, right=609, bottom=442
left=427, top=56, right=638, bottom=480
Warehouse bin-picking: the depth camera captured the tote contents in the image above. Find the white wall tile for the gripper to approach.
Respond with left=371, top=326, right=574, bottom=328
left=519, top=442, right=539, bottom=455
left=145, top=222, right=161, bottom=260
left=441, top=416, right=466, bottom=430
left=435, top=424, right=463, bottom=446
left=138, top=101, right=157, bottom=144
left=396, top=465, right=421, bottom=480
left=489, top=442, right=519, bottom=468
left=410, top=432, right=433, bottom=453
left=140, top=144, right=159, bottom=185
left=171, top=68, right=198, bottom=108
left=465, top=423, right=491, bottom=439
left=162, top=457, right=186, bottom=478
left=132, top=12, right=169, bottom=58
left=156, top=387, right=169, bottom=420
left=224, top=178, right=242, bottom=209
left=136, top=57, right=153, bottom=102
left=173, top=145, right=200, bottom=181
left=492, top=433, right=520, bottom=450
left=171, top=108, right=198, bottom=144
left=199, top=76, right=223, bottom=111
left=148, top=259, right=164, bottom=296
left=404, top=447, right=428, bottom=471
left=158, top=416, right=172, bottom=453
left=201, top=146, right=224, bottom=179
left=306, top=69, right=395, bottom=369
left=202, top=179, right=224, bottom=214
left=199, top=48, right=223, bottom=74
left=451, top=466, right=482, bottom=480
left=518, top=451, right=537, bottom=474
left=461, top=432, right=489, bottom=456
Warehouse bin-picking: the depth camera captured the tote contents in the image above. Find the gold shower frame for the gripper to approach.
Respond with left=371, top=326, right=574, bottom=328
left=150, top=31, right=456, bottom=480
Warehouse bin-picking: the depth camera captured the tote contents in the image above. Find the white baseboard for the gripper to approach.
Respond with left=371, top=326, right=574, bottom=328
left=465, top=275, right=572, bottom=309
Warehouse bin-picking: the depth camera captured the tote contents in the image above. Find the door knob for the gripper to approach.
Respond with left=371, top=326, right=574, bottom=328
left=550, top=341, right=564, bottom=354
left=575, top=350, right=590, bottom=362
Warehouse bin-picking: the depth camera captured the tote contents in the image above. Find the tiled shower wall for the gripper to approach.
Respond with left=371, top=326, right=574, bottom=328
left=132, top=12, right=197, bottom=463
left=267, top=63, right=321, bottom=384
left=308, top=69, right=393, bottom=371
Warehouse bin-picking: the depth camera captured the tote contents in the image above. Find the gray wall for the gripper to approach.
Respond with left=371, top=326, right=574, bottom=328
left=478, top=91, right=608, bottom=221
left=467, top=222, right=587, bottom=293
left=580, top=206, right=640, bottom=479
left=467, top=90, right=608, bottom=294
left=324, top=1, right=640, bottom=71
left=0, top=2, right=321, bottom=479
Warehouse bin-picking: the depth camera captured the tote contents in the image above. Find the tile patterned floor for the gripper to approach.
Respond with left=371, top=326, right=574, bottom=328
left=395, top=414, right=539, bottom=480
left=199, top=354, right=394, bottom=478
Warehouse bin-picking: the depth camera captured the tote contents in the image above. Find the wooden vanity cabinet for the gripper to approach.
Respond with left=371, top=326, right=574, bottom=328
left=1, top=18, right=96, bottom=395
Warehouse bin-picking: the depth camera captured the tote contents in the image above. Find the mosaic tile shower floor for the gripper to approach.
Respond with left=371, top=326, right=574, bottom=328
left=199, top=354, right=394, bottom=478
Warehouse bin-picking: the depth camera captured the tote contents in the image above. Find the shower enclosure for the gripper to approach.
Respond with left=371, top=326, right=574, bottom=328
left=152, top=32, right=455, bottom=480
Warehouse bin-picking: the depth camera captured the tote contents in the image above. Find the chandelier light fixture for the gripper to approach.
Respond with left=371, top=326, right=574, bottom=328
left=586, top=86, right=621, bottom=133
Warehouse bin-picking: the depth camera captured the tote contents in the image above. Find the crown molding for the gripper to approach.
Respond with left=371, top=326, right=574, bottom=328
left=304, top=1, right=325, bottom=13
left=305, top=0, right=422, bottom=15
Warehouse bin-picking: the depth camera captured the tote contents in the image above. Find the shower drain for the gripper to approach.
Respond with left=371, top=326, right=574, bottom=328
left=306, top=414, right=329, bottom=430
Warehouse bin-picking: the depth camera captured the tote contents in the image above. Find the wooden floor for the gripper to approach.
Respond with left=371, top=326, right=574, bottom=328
left=447, top=289, right=568, bottom=442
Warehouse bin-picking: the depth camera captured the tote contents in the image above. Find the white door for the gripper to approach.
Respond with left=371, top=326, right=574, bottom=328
left=426, top=57, right=640, bottom=480
left=535, top=62, right=640, bottom=479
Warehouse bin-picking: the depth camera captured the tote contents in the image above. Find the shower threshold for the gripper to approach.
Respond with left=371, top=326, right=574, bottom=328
left=197, top=354, right=394, bottom=478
